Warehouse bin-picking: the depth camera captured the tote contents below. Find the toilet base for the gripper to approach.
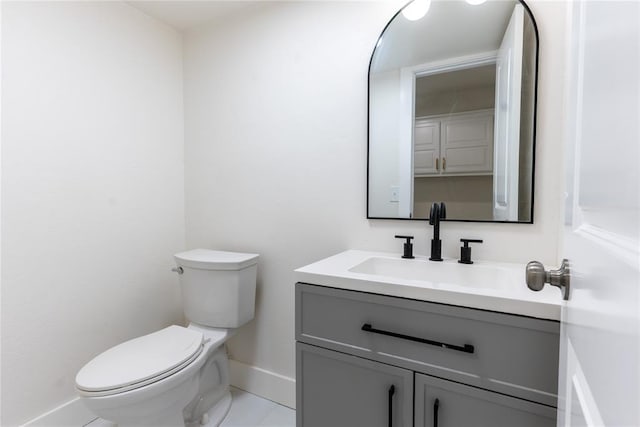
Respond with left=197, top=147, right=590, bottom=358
left=187, top=390, right=232, bottom=427
left=182, top=343, right=230, bottom=425
left=85, top=371, right=200, bottom=427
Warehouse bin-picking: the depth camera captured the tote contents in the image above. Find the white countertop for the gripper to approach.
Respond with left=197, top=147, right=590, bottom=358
left=294, top=250, right=563, bottom=321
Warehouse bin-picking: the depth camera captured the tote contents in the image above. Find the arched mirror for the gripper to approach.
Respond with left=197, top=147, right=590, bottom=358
left=367, top=0, right=538, bottom=222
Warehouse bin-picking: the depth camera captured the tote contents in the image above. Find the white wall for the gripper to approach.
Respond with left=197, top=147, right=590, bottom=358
left=183, top=0, right=567, bottom=405
left=1, top=2, right=185, bottom=425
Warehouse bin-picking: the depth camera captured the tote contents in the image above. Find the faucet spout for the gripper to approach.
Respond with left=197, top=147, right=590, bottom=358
left=429, top=202, right=446, bottom=261
left=430, top=203, right=441, bottom=240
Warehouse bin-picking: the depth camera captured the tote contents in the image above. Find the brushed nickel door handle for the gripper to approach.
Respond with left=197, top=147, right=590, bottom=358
left=526, top=259, right=570, bottom=300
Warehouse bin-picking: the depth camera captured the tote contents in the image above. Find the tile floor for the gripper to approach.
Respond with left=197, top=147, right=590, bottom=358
left=221, top=388, right=295, bottom=427
left=85, top=388, right=296, bottom=427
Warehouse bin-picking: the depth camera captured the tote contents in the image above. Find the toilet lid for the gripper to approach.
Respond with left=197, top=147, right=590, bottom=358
left=174, top=249, right=259, bottom=270
left=75, top=325, right=203, bottom=395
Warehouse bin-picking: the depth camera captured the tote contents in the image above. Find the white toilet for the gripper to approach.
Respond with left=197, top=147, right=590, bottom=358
left=75, top=249, right=259, bottom=427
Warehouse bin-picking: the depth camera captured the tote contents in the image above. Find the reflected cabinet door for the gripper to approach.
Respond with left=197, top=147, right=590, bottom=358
left=440, top=111, right=494, bottom=174
left=414, top=119, right=441, bottom=175
left=415, top=374, right=555, bottom=427
left=296, top=343, right=413, bottom=427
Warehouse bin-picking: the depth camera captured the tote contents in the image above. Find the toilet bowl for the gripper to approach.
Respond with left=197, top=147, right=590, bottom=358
left=75, top=249, right=258, bottom=427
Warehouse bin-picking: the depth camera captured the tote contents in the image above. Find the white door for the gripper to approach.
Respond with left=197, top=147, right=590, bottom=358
left=493, top=4, right=523, bottom=221
left=558, top=1, right=639, bottom=426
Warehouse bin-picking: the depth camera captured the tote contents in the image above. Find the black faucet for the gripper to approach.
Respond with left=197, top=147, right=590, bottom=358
left=429, top=202, right=446, bottom=261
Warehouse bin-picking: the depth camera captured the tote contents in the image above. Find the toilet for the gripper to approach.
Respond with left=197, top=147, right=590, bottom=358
left=75, top=249, right=259, bottom=427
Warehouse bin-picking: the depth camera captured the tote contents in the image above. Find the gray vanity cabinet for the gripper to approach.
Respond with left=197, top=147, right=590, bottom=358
left=297, top=342, right=413, bottom=427
left=295, top=283, right=560, bottom=427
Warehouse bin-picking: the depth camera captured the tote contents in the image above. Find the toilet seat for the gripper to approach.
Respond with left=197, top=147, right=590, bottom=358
left=76, top=325, right=204, bottom=397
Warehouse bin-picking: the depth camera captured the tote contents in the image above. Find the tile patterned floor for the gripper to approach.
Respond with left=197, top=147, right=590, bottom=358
left=85, top=387, right=295, bottom=427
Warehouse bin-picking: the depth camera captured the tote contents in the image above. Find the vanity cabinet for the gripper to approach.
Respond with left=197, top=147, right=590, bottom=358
left=295, top=283, right=559, bottom=427
left=414, top=110, right=494, bottom=177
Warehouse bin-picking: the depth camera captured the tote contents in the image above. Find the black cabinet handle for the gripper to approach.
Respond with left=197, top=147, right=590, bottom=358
left=361, top=323, right=474, bottom=354
left=388, top=385, right=395, bottom=427
left=433, top=398, right=440, bottom=427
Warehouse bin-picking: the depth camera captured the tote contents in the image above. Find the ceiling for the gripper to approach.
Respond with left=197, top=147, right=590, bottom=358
left=126, top=1, right=263, bottom=31
left=371, top=0, right=518, bottom=73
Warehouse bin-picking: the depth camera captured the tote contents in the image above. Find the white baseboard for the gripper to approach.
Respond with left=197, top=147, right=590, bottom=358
left=21, top=398, right=97, bottom=427
left=229, top=359, right=296, bottom=410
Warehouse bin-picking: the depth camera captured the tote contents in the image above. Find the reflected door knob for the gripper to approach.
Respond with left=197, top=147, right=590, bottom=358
left=526, top=259, right=570, bottom=300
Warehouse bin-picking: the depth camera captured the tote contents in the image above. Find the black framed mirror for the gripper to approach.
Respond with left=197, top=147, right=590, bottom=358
left=367, top=0, right=538, bottom=222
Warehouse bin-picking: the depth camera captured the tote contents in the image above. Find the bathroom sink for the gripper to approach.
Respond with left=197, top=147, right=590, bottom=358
left=348, top=256, right=514, bottom=290
left=294, top=250, right=562, bottom=321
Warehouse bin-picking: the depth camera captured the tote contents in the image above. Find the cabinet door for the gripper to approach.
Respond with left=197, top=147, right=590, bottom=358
left=414, top=119, right=440, bottom=176
left=441, top=112, right=493, bottom=174
left=415, top=374, right=555, bottom=427
left=297, top=342, right=413, bottom=427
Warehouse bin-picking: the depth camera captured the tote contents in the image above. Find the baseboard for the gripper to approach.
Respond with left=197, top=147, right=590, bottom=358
left=21, top=398, right=97, bottom=427
left=229, top=359, right=296, bottom=410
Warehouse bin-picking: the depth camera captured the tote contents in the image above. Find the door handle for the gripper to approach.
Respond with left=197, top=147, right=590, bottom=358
left=526, top=259, right=570, bottom=300
left=433, top=398, right=440, bottom=427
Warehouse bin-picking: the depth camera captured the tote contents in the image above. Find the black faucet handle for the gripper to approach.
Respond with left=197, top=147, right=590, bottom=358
left=461, top=238, right=483, bottom=245
left=439, top=202, right=446, bottom=219
left=459, top=239, right=483, bottom=264
left=395, top=235, right=415, bottom=259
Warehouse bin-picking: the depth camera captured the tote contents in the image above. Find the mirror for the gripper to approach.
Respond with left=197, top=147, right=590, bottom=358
left=367, top=0, right=538, bottom=222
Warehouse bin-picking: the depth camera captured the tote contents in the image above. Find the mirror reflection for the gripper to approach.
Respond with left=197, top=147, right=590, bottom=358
left=368, top=0, right=537, bottom=222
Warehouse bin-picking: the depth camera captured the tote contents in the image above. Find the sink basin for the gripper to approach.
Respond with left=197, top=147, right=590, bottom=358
left=348, top=256, right=516, bottom=290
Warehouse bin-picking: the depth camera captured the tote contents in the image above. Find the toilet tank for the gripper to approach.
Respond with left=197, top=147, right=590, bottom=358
left=174, top=249, right=259, bottom=328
